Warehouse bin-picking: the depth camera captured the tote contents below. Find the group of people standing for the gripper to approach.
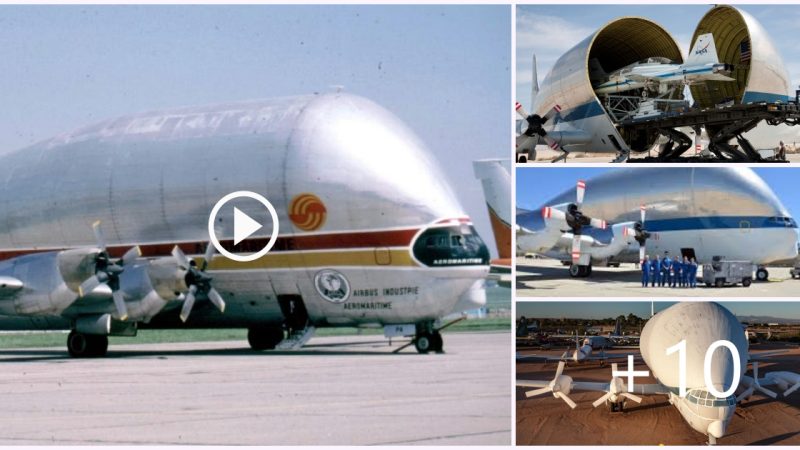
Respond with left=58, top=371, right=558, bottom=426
left=641, top=252, right=699, bottom=288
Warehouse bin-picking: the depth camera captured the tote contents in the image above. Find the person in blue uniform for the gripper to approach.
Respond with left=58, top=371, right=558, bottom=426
left=661, top=252, right=672, bottom=287
left=681, top=256, right=690, bottom=287
left=651, top=255, right=661, bottom=287
left=689, top=257, right=698, bottom=288
left=641, top=255, right=650, bottom=287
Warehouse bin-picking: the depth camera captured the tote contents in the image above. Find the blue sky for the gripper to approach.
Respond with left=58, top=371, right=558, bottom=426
left=517, top=301, right=800, bottom=320
left=516, top=168, right=800, bottom=218
left=0, top=5, right=510, bottom=254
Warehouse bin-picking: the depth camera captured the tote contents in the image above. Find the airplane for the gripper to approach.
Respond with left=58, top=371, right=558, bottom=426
left=473, top=159, right=512, bottom=288
left=516, top=167, right=799, bottom=279
left=0, top=92, right=492, bottom=357
left=517, top=331, right=637, bottom=365
left=516, top=302, right=800, bottom=445
left=515, top=5, right=793, bottom=162
left=591, top=33, right=735, bottom=96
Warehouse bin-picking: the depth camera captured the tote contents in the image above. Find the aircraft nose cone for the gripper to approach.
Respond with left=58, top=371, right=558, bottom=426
left=707, top=420, right=727, bottom=439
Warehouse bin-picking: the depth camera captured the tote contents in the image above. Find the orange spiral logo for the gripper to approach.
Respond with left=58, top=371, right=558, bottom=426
left=289, top=193, right=327, bottom=231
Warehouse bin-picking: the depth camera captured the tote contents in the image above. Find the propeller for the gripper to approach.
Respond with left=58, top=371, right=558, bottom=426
left=515, top=102, right=565, bottom=152
left=78, top=221, right=140, bottom=321
left=172, top=243, right=226, bottom=323
left=542, top=181, right=607, bottom=264
left=737, top=362, right=778, bottom=402
left=592, top=363, right=643, bottom=408
left=624, top=205, right=652, bottom=263
left=524, top=361, right=577, bottom=409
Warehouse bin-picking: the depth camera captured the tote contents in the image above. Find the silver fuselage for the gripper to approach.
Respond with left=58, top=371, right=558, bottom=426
left=527, top=168, right=798, bottom=264
left=0, top=93, right=489, bottom=329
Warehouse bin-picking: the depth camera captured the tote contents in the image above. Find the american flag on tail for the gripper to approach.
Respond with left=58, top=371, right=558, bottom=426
left=740, top=38, right=751, bottom=63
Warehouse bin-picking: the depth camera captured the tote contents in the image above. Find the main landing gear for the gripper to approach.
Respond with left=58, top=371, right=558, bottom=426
left=569, top=264, right=592, bottom=277
left=247, top=326, right=285, bottom=350
left=756, top=267, right=769, bottom=282
left=67, top=331, right=108, bottom=358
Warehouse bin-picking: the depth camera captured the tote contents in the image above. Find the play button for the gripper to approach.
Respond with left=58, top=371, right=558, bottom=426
left=233, top=207, right=262, bottom=245
left=208, top=191, right=280, bottom=262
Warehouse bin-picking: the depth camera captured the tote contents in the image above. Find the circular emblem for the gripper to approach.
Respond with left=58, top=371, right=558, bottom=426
left=289, top=193, right=327, bottom=231
left=314, top=269, right=350, bottom=303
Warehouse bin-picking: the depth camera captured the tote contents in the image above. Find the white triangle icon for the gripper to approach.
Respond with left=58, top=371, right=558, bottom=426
left=233, top=207, right=263, bottom=245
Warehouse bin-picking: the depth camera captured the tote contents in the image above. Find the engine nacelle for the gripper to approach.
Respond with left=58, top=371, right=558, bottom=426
left=56, top=248, right=101, bottom=292
left=118, top=263, right=173, bottom=323
left=0, top=251, right=79, bottom=315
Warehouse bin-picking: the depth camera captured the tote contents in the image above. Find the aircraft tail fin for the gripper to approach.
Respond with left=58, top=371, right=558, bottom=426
left=614, top=318, right=621, bottom=336
left=687, top=33, right=721, bottom=66
left=531, top=54, right=540, bottom=108
left=473, top=159, right=512, bottom=259
left=588, top=58, right=606, bottom=82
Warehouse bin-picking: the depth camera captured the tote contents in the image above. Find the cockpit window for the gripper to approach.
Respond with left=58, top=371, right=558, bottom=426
left=686, top=389, right=736, bottom=407
left=412, top=225, right=490, bottom=267
left=768, top=216, right=797, bottom=228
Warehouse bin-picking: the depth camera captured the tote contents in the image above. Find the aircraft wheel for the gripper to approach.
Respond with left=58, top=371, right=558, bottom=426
left=742, top=278, right=752, bottom=287
left=568, top=264, right=581, bottom=277
left=715, top=279, right=724, bottom=288
left=415, top=332, right=433, bottom=354
left=431, top=331, right=444, bottom=353
left=67, top=331, right=108, bottom=358
left=517, top=154, right=528, bottom=164
left=247, top=326, right=285, bottom=350
left=756, top=268, right=768, bottom=281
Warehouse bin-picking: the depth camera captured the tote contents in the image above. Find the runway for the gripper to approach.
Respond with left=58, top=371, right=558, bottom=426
left=0, top=332, right=510, bottom=445
left=516, top=344, right=800, bottom=445
left=516, top=257, right=799, bottom=297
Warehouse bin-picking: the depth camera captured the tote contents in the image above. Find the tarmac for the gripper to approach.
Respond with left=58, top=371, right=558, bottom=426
left=516, top=257, right=800, bottom=297
left=0, top=332, right=511, bottom=445
left=516, top=344, right=800, bottom=445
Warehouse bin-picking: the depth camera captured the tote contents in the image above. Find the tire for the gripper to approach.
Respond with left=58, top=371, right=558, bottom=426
left=569, top=264, right=581, bottom=277
left=67, top=331, right=108, bottom=358
left=715, top=279, right=724, bottom=288
left=415, top=333, right=433, bottom=354
left=248, top=326, right=285, bottom=351
left=517, top=154, right=528, bottom=164
left=430, top=332, right=444, bottom=353
left=742, top=278, right=752, bottom=287
left=756, top=268, right=768, bottom=281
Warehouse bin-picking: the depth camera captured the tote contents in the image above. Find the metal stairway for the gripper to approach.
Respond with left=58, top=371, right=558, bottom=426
left=275, top=325, right=316, bottom=350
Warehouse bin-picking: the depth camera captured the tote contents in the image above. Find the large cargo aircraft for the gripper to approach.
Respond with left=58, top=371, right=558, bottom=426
left=0, top=93, right=491, bottom=357
left=516, top=5, right=794, bottom=162
left=516, top=167, right=798, bottom=279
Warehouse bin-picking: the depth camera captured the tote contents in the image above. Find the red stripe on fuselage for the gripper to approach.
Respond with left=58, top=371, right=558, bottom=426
left=0, top=228, right=421, bottom=260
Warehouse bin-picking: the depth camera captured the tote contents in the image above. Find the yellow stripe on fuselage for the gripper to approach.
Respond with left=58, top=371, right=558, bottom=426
left=205, top=248, right=417, bottom=270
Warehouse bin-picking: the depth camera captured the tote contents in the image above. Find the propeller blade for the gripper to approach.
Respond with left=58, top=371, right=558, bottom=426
left=589, top=217, right=607, bottom=229
left=554, top=391, right=577, bottom=409
left=783, top=382, right=800, bottom=397
left=621, top=392, right=642, bottom=403
left=542, top=134, right=563, bottom=152
left=571, top=235, right=581, bottom=264
left=736, top=387, right=754, bottom=403
left=92, top=220, right=107, bottom=251
left=525, top=387, right=552, bottom=398
left=639, top=246, right=646, bottom=263
left=543, top=104, right=561, bottom=122
left=179, top=286, right=198, bottom=323
left=207, top=287, right=226, bottom=313
left=171, top=246, right=191, bottom=270
left=542, top=206, right=566, bottom=222
left=592, top=391, right=612, bottom=408
left=121, top=246, right=142, bottom=266
left=78, top=275, right=102, bottom=297
left=640, top=204, right=646, bottom=224
left=515, top=102, right=529, bottom=118
left=112, top=290, right=128, bottom=321
left=555, top=361, right=566, bottom=379
left=576, top=180, right=586, bottom=207
left=202, top=241, right=216, bottom=271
